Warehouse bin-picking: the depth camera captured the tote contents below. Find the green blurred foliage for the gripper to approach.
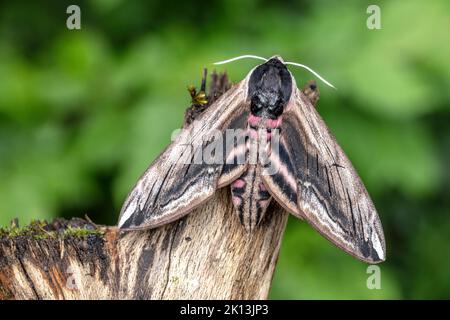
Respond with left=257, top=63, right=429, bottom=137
left=0, top=0, right=449, bottom=299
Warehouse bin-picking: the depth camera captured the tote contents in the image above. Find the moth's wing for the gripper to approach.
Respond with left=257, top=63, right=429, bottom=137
left=263, top=88, right=385, bottom=263
left=118, top=81, right=250, bottom=230
left=259, top=136, right=304, bottom=218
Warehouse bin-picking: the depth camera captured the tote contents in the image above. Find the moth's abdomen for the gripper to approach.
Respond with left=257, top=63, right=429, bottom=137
left=231, top=165, right=272, bottom=232
left=228, top=114, right=283, bottom=232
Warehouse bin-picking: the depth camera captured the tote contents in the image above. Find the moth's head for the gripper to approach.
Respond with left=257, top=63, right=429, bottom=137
left=214, top=55, right=335, bottom=117
left=248, top=56, right=293, bottom=119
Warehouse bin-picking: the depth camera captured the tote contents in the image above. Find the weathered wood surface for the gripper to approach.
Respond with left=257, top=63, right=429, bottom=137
left=0, top=73, right=319, bottom=300
left=0, top=196, right=287, bottom=300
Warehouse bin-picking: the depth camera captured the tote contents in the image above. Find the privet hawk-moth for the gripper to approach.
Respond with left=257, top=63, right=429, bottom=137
left=118, top=55, right=386, bottom=263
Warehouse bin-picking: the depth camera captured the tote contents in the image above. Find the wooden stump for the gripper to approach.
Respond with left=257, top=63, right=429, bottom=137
left=0, top=196, right=287, bottom=299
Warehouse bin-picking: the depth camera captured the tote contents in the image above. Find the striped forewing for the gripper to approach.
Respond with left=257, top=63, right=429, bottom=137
left=118, top=80, right=250, bottom=230
left=262, top=87, right=385, bottom=263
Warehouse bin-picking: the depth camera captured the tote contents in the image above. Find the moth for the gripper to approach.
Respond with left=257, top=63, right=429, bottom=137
left=118, top=55, right=386, bottom=263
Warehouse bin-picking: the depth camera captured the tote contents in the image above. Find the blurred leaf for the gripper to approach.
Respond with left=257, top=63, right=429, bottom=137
left=322, top=108, right=441, bottom=197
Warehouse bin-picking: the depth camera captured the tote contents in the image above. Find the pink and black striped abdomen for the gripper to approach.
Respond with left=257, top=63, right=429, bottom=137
left=229, top=113, right=284, bottom=231
left=231, top=165, right=272, bottom=232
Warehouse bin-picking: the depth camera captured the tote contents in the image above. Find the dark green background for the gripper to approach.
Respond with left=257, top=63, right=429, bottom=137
left=0, top=0, right=449, bottom=299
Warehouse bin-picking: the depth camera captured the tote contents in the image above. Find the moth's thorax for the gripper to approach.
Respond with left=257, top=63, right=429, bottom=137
left=248, top=57, right=293, bottom=119
left=247, top=113, right=282, bottom=141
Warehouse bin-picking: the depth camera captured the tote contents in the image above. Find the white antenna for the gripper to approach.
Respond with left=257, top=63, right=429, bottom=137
left=284, top=61, right=336, bottom=89
left=213, top=55, right=268, bottom=65
left=213, top=55, right=336, bottom=89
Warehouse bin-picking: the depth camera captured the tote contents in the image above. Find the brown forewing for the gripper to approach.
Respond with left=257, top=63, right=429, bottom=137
left=118, top=80, right=251, bottom=230
left=263, top=87, right=385, bottom=263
